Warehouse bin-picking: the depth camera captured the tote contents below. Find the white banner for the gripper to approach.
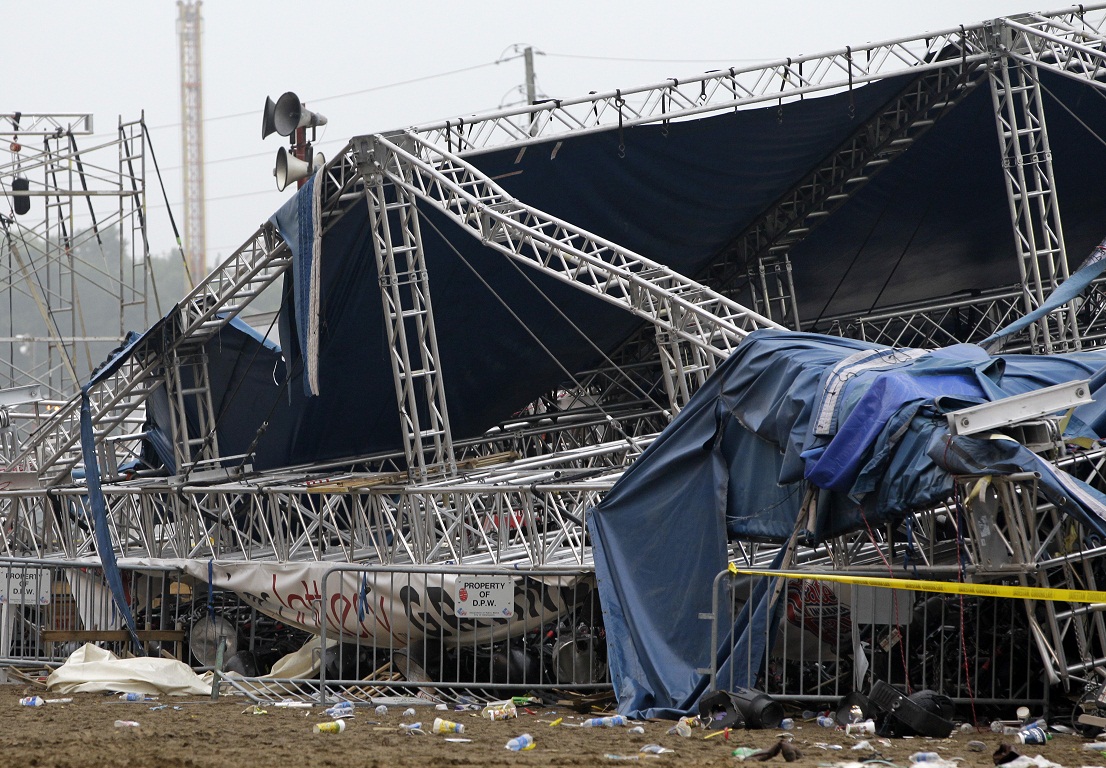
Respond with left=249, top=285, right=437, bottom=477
left=170, top=560, right=588, bottom=648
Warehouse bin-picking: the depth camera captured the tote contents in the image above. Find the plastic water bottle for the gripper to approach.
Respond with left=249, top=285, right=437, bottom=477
left=19, top=696, right=44, bottom=707
left=118, top=693, right=146, bottom=702
left=910, top=752, right=942, bottom=763
left=114, top=720, right=141, bottom=728
left=817, top=714, right=836, bottom=728
left=506, top=733, right=535, bottom=751
left=779, top=718, right=794, bottom=730
left=583, top=715, right=627, bottom=728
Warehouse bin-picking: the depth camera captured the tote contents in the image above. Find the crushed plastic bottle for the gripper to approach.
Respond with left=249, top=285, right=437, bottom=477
left=118, top=693, right=149, bottom=702
left=583, top=715, right=628, bottom=728
left=909, top=752, right=942, bottom=763
left=506, top=733, right=535, bottom=751
left=640, top=745, right=674, bottom=755
left=375, top=704, right=388, bottom=715
left=19, top=697, right=44, bottom=707
left=114, top=720, right=140, bottom=728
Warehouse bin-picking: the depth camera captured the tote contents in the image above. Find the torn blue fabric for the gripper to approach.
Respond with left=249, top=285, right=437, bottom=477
left=80, top=390, right=141, bottom=651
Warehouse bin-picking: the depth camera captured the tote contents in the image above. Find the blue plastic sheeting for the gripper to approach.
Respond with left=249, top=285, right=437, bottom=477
left=589, top=329, right=1106, bottom=718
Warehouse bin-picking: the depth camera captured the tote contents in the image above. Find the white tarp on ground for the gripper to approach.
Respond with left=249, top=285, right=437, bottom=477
left=46, top=643, right=211, bottom=695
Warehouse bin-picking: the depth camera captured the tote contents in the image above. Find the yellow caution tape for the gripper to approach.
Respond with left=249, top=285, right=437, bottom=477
left=727, top=564, right=1106, bottom=604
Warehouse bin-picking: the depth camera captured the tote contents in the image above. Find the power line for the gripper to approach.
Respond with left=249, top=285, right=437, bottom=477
left=145, top=59, right=507, bottom=131
left=543, top=50, right=770, bottom=64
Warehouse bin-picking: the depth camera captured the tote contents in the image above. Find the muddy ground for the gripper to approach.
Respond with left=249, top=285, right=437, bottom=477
left=0, top=687, right=1098, bottom=768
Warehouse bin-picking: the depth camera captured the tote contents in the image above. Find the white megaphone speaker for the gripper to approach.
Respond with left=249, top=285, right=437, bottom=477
left=274, top=146, right=326, bottom=191
left=262, top=91, right=327, bottom=138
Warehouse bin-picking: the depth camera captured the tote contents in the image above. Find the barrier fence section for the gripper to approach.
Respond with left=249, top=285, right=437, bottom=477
left=0, top=558, right=188, bottom=666
left=708, top=568, right=1046, bottom=712
left=316, top=564, right=608, bottom=704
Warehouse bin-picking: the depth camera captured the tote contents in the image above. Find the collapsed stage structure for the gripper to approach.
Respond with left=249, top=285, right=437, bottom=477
left=7, top=5, right=1106, bottom=713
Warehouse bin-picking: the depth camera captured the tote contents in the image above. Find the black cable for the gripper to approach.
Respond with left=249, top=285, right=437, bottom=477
left=866, top=198, right=933, bottom=314
left=142, top=121, right=195, bottom=292
left=420, top=211, right=670, bottom=441
left=809, top=199, right=892, bottom=331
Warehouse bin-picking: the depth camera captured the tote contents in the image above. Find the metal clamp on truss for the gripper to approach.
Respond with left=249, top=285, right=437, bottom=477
left=945, top=378, right=1092, bottom=439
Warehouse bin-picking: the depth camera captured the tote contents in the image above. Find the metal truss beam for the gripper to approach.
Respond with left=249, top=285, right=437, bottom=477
left=403, top=6, right=1106, bottom=158
left=357, top=131, right=782, bottom=413
left=987, top=20, right=1077, bottom=352
left=708, top=60, right=985, bottom=325
left=357, top=141, right=458, bottom=482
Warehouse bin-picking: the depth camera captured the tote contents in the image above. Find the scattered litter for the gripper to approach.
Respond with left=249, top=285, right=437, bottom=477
left=1084, top=743, right=1106, bottom=752
left=435, top=704, right=448, bottom=711
left=148, top=705, right=168, bottom=711
left=629, top=725, right=645, bottom=734
left=1000, top=757, right=1060, bottom=768
left=851, top=740, right=873, bottom=751
left=604, top=755, right=642, bottom=761
left=19, top=696, right=44, bottom=707
left=640, top=745, right=674, bottom=754
left=113, top=720, right=140, bottom=728
left=506, top=733, right=535, bottom=751
left=44, top=698, right=71, bottom=704
left=313, top=720, right=346, bottom=734
left=584, top=715, right=628, bottom=728
left=483, top=701, right=518, bottom=721
left=443, top=737, right=472, bottom=743
left=118, top=693, right=150, bottom=702
left=403, top=707, right=416, bottom=716
left=375, top=704, right=388, bottom=715
left=325, top=702, right=355, bottom=719
left=242, top=705, right=268, bottom=716
left=732, top=747, right=762, bottom=761
left=967, top=741, right=987, bottom=752
left=703, top=728, right=730, bottom=740
left=779, top=718, right=794, bottom=730
left=273, top=700, right=312, bottom=709
left=549, top=718, right=563, bottom=727
left=432, top=717, right=464, bottom=734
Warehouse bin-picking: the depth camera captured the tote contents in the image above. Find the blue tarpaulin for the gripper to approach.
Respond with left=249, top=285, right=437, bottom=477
left=589, top=329, right=1106, bottom=718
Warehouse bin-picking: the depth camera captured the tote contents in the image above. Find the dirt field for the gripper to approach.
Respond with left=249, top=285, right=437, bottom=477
left=0, top=687, right=1097, bottom=768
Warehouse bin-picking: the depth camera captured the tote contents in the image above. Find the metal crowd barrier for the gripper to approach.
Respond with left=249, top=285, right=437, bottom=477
left=0, top=558, right=189, bottom=666
left=315, top=564, right=608, bottom=704
left=707, top=568, right=1047, bottom=712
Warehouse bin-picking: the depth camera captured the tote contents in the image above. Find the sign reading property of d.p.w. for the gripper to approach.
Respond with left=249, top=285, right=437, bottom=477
left=0, top=568, right=51, bottom=605
left=454, top=576, right=513, bottom=618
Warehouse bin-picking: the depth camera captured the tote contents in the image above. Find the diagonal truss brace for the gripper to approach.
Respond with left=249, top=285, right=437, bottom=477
left=355, top=131, right=783, bottom=414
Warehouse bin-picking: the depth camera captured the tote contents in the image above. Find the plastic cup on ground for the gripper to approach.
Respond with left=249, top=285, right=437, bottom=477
left=313, top=720, right=347, bottom=734
left=432, top=717, right=464, bottom=734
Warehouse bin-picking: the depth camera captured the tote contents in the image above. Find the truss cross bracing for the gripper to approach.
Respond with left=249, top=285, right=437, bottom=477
left=11, top=6, right=1106, bottom=598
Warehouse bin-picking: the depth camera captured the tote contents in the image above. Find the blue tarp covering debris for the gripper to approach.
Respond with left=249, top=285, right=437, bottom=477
left=590, top=325, right=1106, bottom=718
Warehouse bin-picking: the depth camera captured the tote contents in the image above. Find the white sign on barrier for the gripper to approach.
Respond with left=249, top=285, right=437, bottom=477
left=0, top=569, right=50, bottom=605
left=455, top=576, right=513, bottom=618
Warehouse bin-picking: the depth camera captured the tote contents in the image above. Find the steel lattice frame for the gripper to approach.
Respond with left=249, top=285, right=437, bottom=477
left=7, top=6, right=1106, bottom=600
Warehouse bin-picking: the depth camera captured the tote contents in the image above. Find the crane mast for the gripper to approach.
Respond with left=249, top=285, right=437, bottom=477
left=177, top=0, right=206, bottom=283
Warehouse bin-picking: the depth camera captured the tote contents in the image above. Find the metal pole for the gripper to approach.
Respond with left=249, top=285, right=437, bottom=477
left=524, top=47, right=536, bottom=106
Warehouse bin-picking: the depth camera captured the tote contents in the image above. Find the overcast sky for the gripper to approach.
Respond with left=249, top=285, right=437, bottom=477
left=5, top=1, right=1032, bottom=270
